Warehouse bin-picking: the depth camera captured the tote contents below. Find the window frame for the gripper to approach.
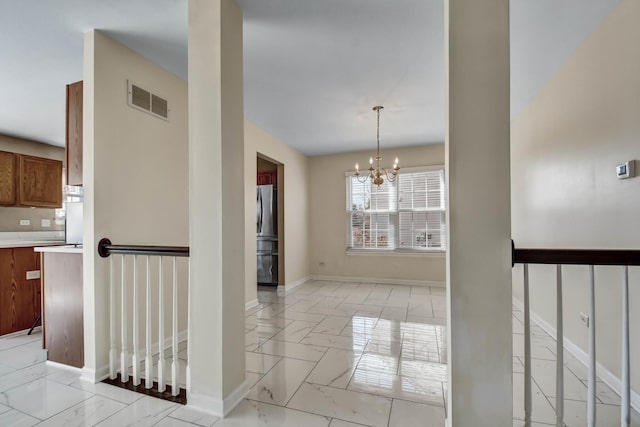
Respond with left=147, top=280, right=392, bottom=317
left=345, top=165, right=446, bottom=255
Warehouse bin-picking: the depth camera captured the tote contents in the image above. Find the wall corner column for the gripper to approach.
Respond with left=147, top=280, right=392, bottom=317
left=445, top=1, right=512, bottom=426
left=187, top=0, right=246, bottom=417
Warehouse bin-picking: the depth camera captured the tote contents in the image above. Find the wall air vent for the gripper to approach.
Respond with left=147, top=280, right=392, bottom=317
left=127, top=80, right=169, bottom=120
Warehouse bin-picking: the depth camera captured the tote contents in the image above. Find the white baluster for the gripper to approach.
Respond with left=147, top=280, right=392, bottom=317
left=109, top=257, right=117, bottom=380
left=132, top=254, right=140, bottom=386
left=621, top=265, right=630, bottom=427
left=588, top=265, right=596, bottom=427
left=523, top=264, right=532, bottom=427
left=171, top=256, right=179, bottom=396
left=145, top=256, right=153, bottom=389
left=120, top=255, right=128, bottom=383
left=186, top=257, right=191, bottom=393
left=171, top=257, right=180, bottom=396
left=556, top=264, right=564, bottom=427
left=158, top=257, right=166, bottom=393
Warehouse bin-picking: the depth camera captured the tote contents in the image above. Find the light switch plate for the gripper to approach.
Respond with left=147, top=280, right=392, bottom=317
left=26, top=270, right=41, bottom=280
left=41, top=219, right=51, bottom=227
left=20, top=219, right=30, bottom=226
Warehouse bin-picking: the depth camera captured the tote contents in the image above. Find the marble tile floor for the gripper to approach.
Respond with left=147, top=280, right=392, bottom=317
left=0, top=279, right=638, bottom=426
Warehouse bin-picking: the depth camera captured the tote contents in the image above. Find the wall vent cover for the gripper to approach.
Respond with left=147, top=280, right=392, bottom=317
left=127, top=80, right=169, bottom=120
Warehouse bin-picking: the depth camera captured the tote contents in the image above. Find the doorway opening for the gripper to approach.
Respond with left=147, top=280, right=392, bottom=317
left=256, top=155, right=284, bottom=289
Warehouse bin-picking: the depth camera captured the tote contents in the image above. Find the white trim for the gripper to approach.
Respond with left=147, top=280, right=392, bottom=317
left=81, top=365, right=110, bottom=383
left=0, top=326, right=42, bottom=339
left=512, top=297, right=640, bottom=413
left=46, top=360, right=83, bottom=373
left=345, top=249, right=445, bottom=258
left=142, top=329, right=188, bottom=360
left=245, top=298, right=259, bottom=310
left=311, top=274, right=445, bottom=288
left=277, top=276, right=311, bottom=295
left=187, top=379, right=249, bottom=418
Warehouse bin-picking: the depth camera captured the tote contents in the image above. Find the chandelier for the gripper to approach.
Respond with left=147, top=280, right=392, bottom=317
left=354, top=105, right=399, bottom=187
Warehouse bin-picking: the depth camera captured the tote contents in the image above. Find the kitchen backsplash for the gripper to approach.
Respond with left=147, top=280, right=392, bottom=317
left=0, top=206, right=64, bottom=232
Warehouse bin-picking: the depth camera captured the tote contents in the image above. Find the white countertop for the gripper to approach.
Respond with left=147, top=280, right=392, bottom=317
left=34, top=245, right=83, bottom=254
left=0, top=240, right=65, bottom=249
left=0, top=231, right=66, bottom=249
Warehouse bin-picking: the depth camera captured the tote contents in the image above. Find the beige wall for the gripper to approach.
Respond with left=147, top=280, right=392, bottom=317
left=83, top=30, right=189, bottom=378
left=0, top=134, right=65, bottom=232
left=512, top=0, right=640, bottom=398
left=308, top=144, right=446, bottom=283
left=244, top=121, right=310, bottom=302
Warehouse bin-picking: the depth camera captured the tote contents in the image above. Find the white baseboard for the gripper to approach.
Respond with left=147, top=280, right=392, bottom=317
left=0, top=326, right=42, bottom=339
left=277, top=276, right=311, bottom=295
left=187, top=379, right=249, bottom=417
left=81, top=364, right=110, bottom=383
left=151, top=330, right=188, bottom=358
left=46, top=360, right=83, bottom=373
left=245, top=298, right=259, bottom=310
left=310, top=274, right=445, bottom=288
left=512, top=297, right=640, bottom=413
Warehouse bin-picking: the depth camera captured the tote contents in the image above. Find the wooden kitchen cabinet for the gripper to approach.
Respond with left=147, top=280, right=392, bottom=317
left=66, top=81, right=83, bottom=186
left=0, top=247, right=41, bottom=336
left=17, top=154, right=62, bottom=208
left=41, top=251, right=84, bottom=368
left=0, top=151, right=17, bottom=206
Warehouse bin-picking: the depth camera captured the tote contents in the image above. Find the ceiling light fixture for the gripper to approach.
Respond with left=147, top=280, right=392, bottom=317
left=354, top=105, right=399, bottom=187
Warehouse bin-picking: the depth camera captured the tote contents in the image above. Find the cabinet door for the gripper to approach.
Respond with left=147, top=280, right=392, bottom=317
left=12, top=247, right=41, bottom=333
left=0, top=151, right=17, bottom=206
left=0, top=248, right=13, bottom=335
left=0, top=247, right=40, bottom=336
left=66, top=81, right=83, bottom=186
left=18, top=155, right=63, bottom=208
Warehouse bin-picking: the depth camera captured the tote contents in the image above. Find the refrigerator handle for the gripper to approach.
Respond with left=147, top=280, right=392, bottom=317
left=256, top=188, right=263, bottom=234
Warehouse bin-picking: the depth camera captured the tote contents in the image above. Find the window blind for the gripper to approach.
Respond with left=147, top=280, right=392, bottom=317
left=346, top=167, right=446, bottom=251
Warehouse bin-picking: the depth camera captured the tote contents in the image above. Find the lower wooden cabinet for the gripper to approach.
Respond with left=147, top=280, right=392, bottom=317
left=42, top=252, right=84, bottom=368
left=0, top=247, right=41, bottom=336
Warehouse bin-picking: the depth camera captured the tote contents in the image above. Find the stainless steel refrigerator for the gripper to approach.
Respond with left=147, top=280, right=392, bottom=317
left=257, top=184, right=278, bottom=286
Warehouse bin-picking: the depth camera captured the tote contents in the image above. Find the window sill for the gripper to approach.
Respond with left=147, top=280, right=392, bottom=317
left=345, top=249, right=445, bottom=258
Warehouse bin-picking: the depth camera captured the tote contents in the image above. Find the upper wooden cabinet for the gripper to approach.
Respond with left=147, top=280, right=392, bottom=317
left=0, top=152, right=62, bottom=208
left=0, top=151, right=17, bottom=206
left=18, top=155, right=63, bottom=208
left=66, top=81, right=83, bottom=186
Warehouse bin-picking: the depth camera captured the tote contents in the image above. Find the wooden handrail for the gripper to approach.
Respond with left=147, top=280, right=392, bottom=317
left=98, top=238, right=189, bottom=258
left=513, top=248, right=640, bottom=266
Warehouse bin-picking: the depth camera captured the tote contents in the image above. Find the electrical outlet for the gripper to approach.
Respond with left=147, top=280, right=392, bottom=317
left=19, top=219, right=30, bottom=226
left=26, top=270, right=41, bottom=280
left=580, top=312, right=590, bottom=327
left=41, top=219, right=51, bottom=227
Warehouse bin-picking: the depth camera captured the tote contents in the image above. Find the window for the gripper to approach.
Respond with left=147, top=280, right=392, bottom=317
left=346, top=167, right=446, bottom=252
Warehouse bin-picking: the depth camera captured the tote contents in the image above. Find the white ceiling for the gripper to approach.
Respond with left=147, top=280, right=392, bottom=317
left=0, top=0, right=621, bottom=156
